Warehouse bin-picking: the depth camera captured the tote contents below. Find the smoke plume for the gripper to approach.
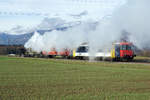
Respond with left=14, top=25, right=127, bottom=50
left=25, top=0, right=150, bottom=54
left=112, top=0, right=150, bottom=49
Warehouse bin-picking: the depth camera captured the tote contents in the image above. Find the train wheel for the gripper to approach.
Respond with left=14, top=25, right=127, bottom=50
left=80, top=57, right=84, bottom=60
left=102, top=57, right=106, bottom=61
left=127, top=58, right=133, bottom=62
left=48, top=55, right=53, bottom=58
left=111, top=58, right=115, bottom=62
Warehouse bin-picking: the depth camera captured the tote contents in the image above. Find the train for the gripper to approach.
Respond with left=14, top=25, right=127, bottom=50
left=73, top=42, right=136, bottom=61
left=23, top=41, right=136, bottom=61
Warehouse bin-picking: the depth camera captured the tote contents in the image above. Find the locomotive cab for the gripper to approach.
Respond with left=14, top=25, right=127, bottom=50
left=74, top=45, right=89, bottom=59
left=112, top=42, right=136, bottom=61
left=120, top=42, right=135, bottom=60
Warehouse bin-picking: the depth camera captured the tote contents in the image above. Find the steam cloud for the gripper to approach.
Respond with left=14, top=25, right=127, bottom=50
left=25, top=0, right=150, bottom=54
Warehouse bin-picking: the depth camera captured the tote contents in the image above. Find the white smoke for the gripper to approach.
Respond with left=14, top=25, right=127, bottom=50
left=25, top=0, right=150, bottom=54
left=25, top=20, right=97, bottom=52
left=25, top=32, right=44, bottom=52
left=112, top=0, right=150, bottom=49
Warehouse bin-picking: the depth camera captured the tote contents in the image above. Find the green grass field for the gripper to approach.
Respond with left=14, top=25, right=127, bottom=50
left=0, top=56, right=150, bottom=100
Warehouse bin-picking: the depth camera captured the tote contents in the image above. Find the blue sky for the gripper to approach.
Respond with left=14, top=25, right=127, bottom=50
left=0, top=0, right=126, bottom=31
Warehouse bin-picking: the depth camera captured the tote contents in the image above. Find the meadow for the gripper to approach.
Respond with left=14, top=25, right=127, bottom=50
left=0, top=56, right=150, bottom=100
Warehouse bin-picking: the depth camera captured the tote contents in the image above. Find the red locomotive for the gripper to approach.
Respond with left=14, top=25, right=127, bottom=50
left=111, top=42, right=136, bottom=61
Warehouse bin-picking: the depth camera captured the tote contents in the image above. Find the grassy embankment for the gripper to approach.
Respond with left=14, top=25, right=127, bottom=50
left=0, top=56, right=150, bottom=100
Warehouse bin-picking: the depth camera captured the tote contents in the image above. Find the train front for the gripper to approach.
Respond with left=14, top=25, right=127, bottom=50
left=112, top=42, right=136, bottom=61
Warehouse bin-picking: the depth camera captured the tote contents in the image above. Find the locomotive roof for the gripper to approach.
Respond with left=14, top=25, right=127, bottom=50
left=113, top=42, right=132, bottom=45
left=120, top=42, right=132, bottom=45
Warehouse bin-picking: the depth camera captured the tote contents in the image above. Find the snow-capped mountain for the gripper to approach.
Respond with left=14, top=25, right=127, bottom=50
left=0, top=14, right=99, bottom=45
left=37, top=17, right=83, bottom=32
left=4, top=25, right=35, bottom=35
left=37, top=17, right=66, bottom=30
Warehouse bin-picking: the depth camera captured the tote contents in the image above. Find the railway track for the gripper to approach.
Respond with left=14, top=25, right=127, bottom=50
left=39, top=57, right=150, bottom=65
left=13, top=55, right=150, bottom=65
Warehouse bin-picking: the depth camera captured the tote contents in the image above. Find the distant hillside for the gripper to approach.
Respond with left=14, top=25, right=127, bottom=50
left=0, top=32, right=33, bottom=45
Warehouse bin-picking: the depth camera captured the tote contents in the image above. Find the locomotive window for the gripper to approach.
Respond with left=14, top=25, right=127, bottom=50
left=76, top=46, right=89, bottom=52
left=126, top=45, right=131, bottom=50
left=121, top=45, right=126, bottom=50
left=120, top=45, right=131, bottom=50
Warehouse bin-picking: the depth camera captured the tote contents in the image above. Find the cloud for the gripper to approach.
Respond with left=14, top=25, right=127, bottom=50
left=0, top=0, right=126, bottom=31
left=0, top=0, right=126, bottom=15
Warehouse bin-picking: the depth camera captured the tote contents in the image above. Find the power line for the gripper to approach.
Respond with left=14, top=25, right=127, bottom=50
left=0, top=11, right=49, bottom=16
